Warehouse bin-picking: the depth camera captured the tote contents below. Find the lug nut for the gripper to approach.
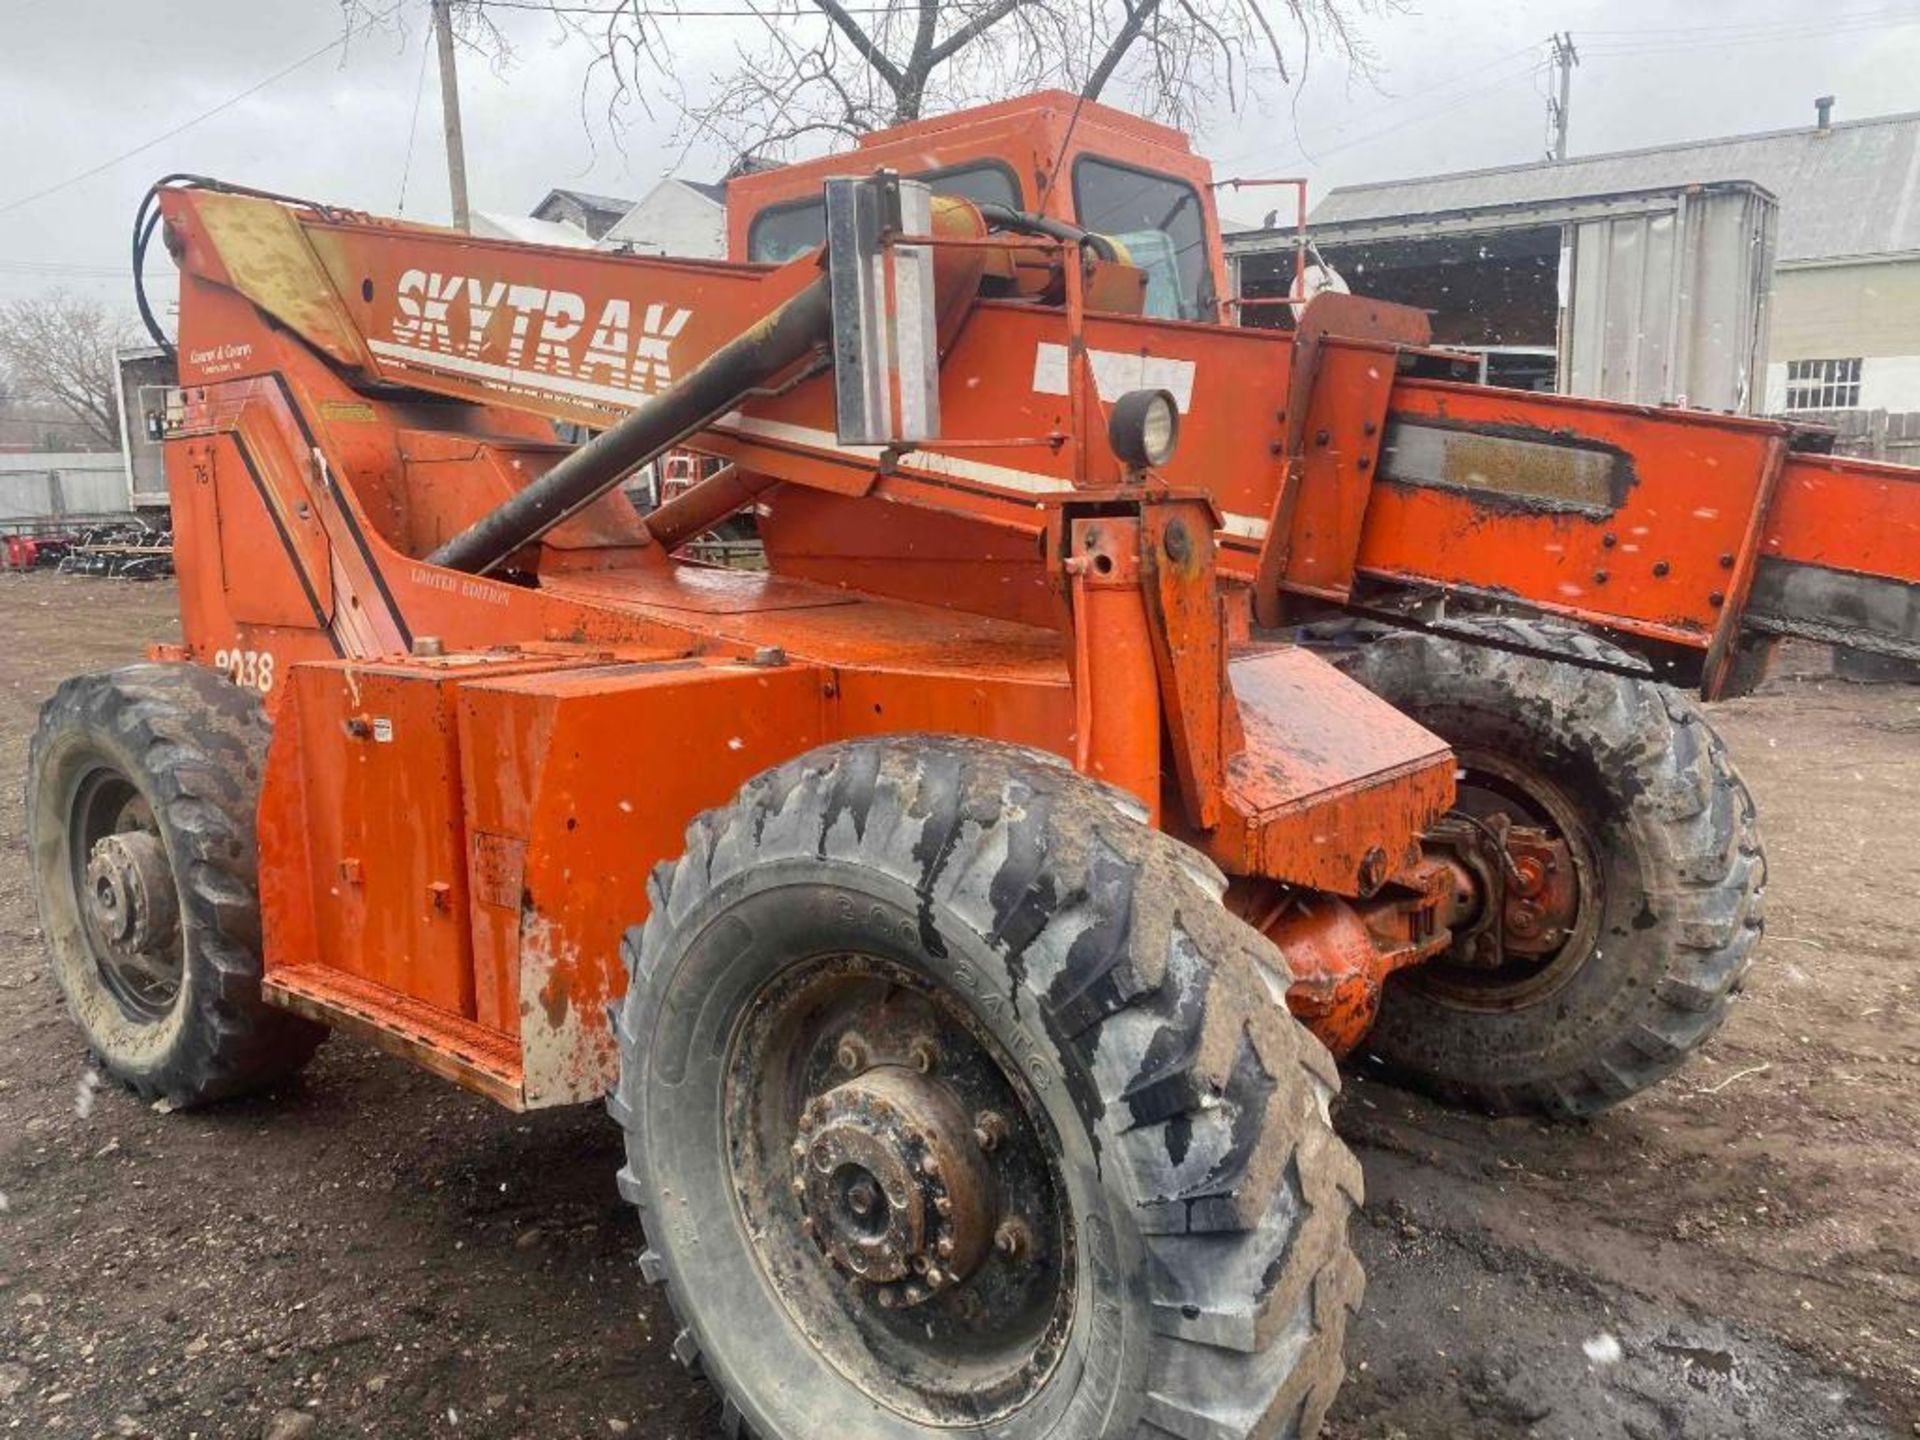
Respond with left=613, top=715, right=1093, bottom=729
left=835, top=1034, right=870, bottom=1072
left=972, top=1111, right=1007, bottom=1152
left=935, top=1236, right=955, bottom=1260
left=994, top=1218, right=1032, bottom=1262
left=876, top=1290, right=897, bottom=1310
left=906, top=1037, right=939, bottom=1075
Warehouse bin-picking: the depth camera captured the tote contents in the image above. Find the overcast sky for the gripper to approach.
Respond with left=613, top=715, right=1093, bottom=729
left=2, top=0, right=1918, bottom=312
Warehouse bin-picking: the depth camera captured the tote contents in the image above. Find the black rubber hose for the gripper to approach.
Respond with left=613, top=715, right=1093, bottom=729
left=133, top=175, right=352, bottom=357
left=131, top=175, right=211, bottom=357
left=974, top=203, right=1120, bottom=262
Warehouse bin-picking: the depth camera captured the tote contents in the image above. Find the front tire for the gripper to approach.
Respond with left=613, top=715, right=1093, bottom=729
left=25, top=663, right=325, bottom=1107
left=611, top=736, right=1363, bottom=1439
left=1330, top=617, right=1766, bottom=1116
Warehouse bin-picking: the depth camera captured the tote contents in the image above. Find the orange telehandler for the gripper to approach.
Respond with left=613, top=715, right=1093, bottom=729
left=24, top=91, right=1918, bottom=1439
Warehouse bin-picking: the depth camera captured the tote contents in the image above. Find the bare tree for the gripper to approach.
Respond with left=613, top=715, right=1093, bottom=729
left=344, top=0, right=1387, bottom=165
left=0, top=293, right=138, bottom=450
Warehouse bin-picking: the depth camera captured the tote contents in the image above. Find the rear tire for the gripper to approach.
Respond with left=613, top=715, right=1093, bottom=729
left=611, top=735, right=1363, bottom=1439
left=25, top=663, right=325, bottom=1107
left=1329, top=617, right=1766, bottom=1116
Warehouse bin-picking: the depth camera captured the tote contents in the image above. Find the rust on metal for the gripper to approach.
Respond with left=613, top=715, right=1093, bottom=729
left=720, top=953, right=1075, bottom=1424
left=794, top=1065, right=994, bottom=1303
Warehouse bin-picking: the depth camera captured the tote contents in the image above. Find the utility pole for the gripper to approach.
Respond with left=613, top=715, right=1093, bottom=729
left=1546, top=31, right=1579, bottom=162
left=432, top=0, right=471, bottom=232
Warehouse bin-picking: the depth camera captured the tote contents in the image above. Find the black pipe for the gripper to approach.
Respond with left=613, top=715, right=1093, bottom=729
left=974, top=204, right=1119, bottom=262
left=427, top=275, right=834, bottom=575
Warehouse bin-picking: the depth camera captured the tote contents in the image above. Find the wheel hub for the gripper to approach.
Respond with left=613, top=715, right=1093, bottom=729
left=84, top=831, right=176, bottom=956
left=728, top=955, right=1074, bottom=1423
left=1418, top=748, right=1602, bottom=1009
left=794, top=1065, right=994, bottom=1307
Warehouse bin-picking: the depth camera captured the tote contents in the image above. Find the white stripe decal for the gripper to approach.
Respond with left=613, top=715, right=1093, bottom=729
left=720, top=413, right=1270, bottom=539
left=1031, top=343, right=1197, bottom=411
left=716, top=413, right=1076, bottom=497
left=369, top=339, right=652, bottom=409
left=1220, top=512, right=1269, bottom=540
left=364, top=349, right=1267, bottom=540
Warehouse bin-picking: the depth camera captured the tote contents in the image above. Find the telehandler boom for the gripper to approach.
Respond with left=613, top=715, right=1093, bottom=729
left=27, top=92, right=1918, bottom=1440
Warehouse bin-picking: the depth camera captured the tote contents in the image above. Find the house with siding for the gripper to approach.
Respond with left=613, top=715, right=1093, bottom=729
left=530, top=187, right=637, bottom=242
left=599, top=177, right=728, bottom=258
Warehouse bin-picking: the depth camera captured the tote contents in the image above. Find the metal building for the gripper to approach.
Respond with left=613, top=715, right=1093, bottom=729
left=0, top=451, right=133, bottom=525
left=1229, top=103, right=1920, bottom=438
left=1233, top=180, right=1775, bottom=412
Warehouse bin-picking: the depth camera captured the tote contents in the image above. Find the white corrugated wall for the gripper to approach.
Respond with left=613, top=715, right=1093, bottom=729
left=0, top=453, right=131, bottom=523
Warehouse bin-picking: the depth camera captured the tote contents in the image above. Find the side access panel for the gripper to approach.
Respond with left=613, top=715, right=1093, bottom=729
left=258, top=652, right=590, bottom=1103
left=257, top=651, right=829, bottom=1109
left=457, top=659, right=828, bottom=1107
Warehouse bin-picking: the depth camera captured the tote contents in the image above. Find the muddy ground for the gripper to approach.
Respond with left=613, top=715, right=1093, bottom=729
left=0, top=569, right=1914, bottom=1440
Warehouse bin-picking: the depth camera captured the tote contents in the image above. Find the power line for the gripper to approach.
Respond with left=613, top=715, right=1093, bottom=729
left=0, top=1, right=411, bottom=220
left=1217, top=47, right=1544, bottom=178
left=1580, top=10, right=1920, bottom=56
left=1314, top=62, right=1545, bottom=165
left=1209, top=40, right=1544, bottom=175
left=1578, top=4, right=1920, bottom=40
left=397, top=16, right=436, bottom=213
left=0, top=261, right=134, bottom=278
left=0, top=0, right=876, bottom=227
left=478, top=0, right=905, bottom=15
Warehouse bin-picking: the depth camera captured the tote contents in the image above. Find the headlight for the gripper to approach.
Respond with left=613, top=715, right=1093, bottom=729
left=1108, top=388, right=1180, bottom=470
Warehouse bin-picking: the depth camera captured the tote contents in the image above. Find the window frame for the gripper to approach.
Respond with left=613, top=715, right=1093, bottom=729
left=1068, top=153, right=1215, bottom=321
left=1783, top=356, right=1863, bottom=411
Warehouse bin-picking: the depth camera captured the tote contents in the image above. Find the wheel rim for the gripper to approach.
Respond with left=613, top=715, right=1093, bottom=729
left=1412, top=747, right=1604, bottom=1013
left=64, top=764, right=182, bottom=1022
left=724, top=953, right=1075, bottom=1426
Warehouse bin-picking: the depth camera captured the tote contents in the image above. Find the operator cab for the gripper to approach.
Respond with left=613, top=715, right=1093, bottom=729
left=724, top=91, right=1228, bottom=324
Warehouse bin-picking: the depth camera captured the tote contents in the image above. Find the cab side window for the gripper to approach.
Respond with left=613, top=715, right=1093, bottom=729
left=1071, top=158, right=1212, bottom=321
left=746, top=204, right=828, bottom=265
left=746, top=162, right=1022, bottom=263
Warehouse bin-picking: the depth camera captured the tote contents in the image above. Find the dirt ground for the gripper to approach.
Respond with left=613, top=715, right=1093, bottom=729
left=0, top=569, right=1914, bottom=1440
